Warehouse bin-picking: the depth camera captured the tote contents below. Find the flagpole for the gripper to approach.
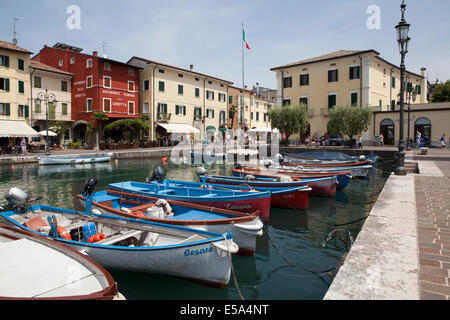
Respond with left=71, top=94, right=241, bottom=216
left=241, top=22, right=244, bottom=130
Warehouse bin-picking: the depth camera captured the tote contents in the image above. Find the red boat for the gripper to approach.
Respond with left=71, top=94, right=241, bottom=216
left=231, top=168, right=339, bottom=197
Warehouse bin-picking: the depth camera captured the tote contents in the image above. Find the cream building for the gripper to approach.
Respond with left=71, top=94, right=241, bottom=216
left=128, top=57, right=232, bottom=142
left=0, top=40, right=32, bottom=122
left=29, top=60, right=74, bottom=137
left=270, top=49, right=427, bottom=141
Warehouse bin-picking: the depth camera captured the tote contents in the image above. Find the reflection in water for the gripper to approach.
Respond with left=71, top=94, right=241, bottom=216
left=0, top=158, right=391, bottom=300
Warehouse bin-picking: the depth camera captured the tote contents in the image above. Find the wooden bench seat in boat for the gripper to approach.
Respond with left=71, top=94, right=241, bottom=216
left=96, top=230, right=142, bottom=246
left=198, top=193, right=218, bottom=198
left=156, top=189, right=175, bottom=195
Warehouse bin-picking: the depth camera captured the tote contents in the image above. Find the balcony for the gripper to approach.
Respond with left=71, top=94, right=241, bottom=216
left=157, top=113, right=171, bottom=123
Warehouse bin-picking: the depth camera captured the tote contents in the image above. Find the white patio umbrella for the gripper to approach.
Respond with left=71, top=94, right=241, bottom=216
left=38, top=130, right=58, bottom=137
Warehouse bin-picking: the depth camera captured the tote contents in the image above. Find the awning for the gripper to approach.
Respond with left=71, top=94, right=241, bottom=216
left=206, top=126, right=216, bottom=131
left=0, top=120, right=40, bottom=138
left=157, top=123, right=200, bottom=134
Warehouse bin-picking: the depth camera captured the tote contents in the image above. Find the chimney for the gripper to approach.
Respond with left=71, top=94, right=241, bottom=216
left=421, top=67, right=428, bottom=103
left=190, top=64, right=194, bottom=71
left=93, top=51, right=98, bottom=57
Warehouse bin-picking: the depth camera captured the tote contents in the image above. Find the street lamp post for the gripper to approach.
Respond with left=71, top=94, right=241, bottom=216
left=394, top=0, right=410, bottom=176
left=406, top=84, right=413, bottom=150
left=35, top=89, right=57, bottom=155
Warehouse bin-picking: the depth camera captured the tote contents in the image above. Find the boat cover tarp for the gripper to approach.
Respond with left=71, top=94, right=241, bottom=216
left=281, top=151, right=355, bottom=161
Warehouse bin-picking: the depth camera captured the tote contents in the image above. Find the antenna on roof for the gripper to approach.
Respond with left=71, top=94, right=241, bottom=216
left=12, top=17, right=19, bottom=45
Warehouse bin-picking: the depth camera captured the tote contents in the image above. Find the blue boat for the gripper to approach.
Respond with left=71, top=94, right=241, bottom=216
left=108, top=180, right=272, bottom=221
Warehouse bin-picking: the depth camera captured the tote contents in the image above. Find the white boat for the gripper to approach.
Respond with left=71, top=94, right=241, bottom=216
left=0, top=187, right=239, bottom=288
left=38, top=154, right=112, bottom=165
left=276, top=164, right=373, bottom=178
left=0, top=223, right=119, bottom=300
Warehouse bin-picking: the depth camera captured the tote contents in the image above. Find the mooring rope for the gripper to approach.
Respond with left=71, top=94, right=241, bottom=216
left=223, top=234, right=245, bottom=301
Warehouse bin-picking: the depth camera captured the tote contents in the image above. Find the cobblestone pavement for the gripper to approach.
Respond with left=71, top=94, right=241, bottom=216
left=415, top=160, right=450, bottom=300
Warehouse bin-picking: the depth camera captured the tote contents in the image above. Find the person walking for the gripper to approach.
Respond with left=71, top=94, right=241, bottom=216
left=20, top=137, right=27, bottom=155
left=380, top=133, right=384, bottom=146
left=441, top=133, right=446, bottom=150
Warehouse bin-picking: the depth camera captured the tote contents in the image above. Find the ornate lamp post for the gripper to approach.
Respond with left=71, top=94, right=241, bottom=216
left=35, top=89, right=57, bottom=155
left=394, top=0, right=410, bottom=176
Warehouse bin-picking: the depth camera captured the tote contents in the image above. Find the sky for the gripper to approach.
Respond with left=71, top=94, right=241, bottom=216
left=1, top=0, right=449, bottom=89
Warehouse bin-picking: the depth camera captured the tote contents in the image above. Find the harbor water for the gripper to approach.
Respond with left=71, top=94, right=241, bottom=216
left=0, top=157, right=392, bottom=300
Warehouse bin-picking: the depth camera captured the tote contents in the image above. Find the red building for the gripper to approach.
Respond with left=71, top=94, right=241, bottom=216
left=33, top=43, right=141, bottom=143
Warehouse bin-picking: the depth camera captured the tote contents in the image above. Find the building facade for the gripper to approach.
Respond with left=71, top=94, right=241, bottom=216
left=33, top=43, right=141, bottom=144
left=128, top=57, right=232, bottom=142
left=271, top=49, right=427, bottom=140
left=29, top=60, right=74, bottom=138
left=0, top=40, right=32, bottom=122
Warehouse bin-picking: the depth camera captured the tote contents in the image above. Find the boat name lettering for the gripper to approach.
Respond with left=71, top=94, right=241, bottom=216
left=184, top=247, right=213, bottom=257
left=225, top=203, right=252, bottom=210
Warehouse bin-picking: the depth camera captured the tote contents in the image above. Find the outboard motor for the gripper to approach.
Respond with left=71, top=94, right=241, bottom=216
left=275, top=154, right=284, bottom=164
left=234, top=163, right=243, bottom=170
left=148, top=166, right=166, bottom=182
left=244, top=175, right=256, bottom=181
left=83, top=177, right=98, bottom=196
left=359, top=155, right=366, bottom=161
left=0, top=188, right=30, bottom=212
left=196, top=167, right=207, bottom=177
left=264, top=160, right=273, bottom=168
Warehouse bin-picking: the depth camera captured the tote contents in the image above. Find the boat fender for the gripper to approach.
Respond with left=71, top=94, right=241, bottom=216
left=57, top=226, right=72, bottom=240
left=155, top=199, right=173, bottom=217
left=120, top=207, right=132, bottom=213
left=132, top=211, right=147, bottom=218
left=88, top=233, right=106, bottom=243
left=91, top=208, right=102, bottom=215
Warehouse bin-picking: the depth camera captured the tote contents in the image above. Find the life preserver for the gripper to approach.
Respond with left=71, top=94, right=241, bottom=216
left=155, top=199, right=173, bottom=216
left=88, top=233, right=106, bottom=243
left=57, top=226, right=72, bottom=240
left=131, top=211, right=147, bottom=218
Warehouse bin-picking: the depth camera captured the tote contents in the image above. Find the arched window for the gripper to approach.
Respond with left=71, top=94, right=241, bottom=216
left=414, top=117, right=431, bottom=146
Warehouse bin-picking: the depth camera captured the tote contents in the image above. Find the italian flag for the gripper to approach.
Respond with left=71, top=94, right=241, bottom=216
left=243, top=29, right=250, bottom=50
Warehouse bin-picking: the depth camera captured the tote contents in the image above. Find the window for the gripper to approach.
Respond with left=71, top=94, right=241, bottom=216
left=328, top=94, right=337, bottom=109
left=195, top=88, right=200, bottom=98
left=178, top=84, right=183, bottom=95
left=229, top=95, right=233, bottom=104
left=128, top=101, right=135, bottom=114
left=416, top=85, right=422, bottom=95
left=143, top=80, right=149, bottom=91
left=18, top=59, right=24, bottom=71
left=157, top=103, right=168, bottom=118
left=61, top=80, right=68, bottom=92
left=86, top=59, right=92, bottom=68
left=158, top=81, right=165, bottom=92
left=143, top=102, right=150, bottom=114
left=283, top=76, right=292, bottom=88
left=300, top=74, right=309, bottom=86
left=34, top=101, right=41, bottom=114
left=158, top=69, right=165, bottom=74
left=0, top=77, right=10, bottom=91
left=208, top=81, right=212, bottom=85
left=128, top=81, right=135, bottom=92
left=103, top=62, right=111, bottom=71
left=250, top=97, right=254, bottom=106
left=250, top=112, right=253, bottom=120
left=206, top=90, right=214, bottom=100
left=86, top=98, right=93, bottom=112
left=218, top=93, right=226, bottom=102
left=70, top=57, right=76, bottom=64
left=103, top=76, right=111, bottom=88
left=0, top=55, right=10, bottom=67
left=264, top=113, right=268, bottom=122
left=379, top=100, right=383, bottom=108
left=328, top=69, right=338, bottom=82
left=34, top=76, right=42, bottom=88
left=256, top=112, right=260, bottom=121
left=58, top=59, right=63, bottom=67
left=391, top=76, right=396, bottom=88
left=48, top=102, right=56, bottom=119
left=0, top=103, right=10, bottom=115
left=299, top=97, right=308, bottom=108
left=18, top=80, right=24, bottom=94
left=220, top=111, right=226, bottom=124
left=128, top=68, right=134, bottom=76
left=206, top=109, right=215, bottom=118
left=351, top=92, right=358, bottom=106
left=195, top=77, right=199, bottom=81
left=61, top=103, right=68, bottom=116
left=86, top=76, right=93, bottom=88
left=391, top=100, right=396, bottom=111
left=175, top=105, right=186, bottom=116
left=18, top=105, right=24, bottom=117
left=349, top=66, right=360, bottom=80
left=103, top=98, right=111, bottom=112
left=383, top=68, right=387, bottom=76
left=194, top=107, right=202, bottom=120
left=178, top=73, right=183, bottom=78
left=282, top=99, right=291, bottom=106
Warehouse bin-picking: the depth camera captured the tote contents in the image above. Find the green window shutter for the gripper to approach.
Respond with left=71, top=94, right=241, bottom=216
left=175, top=105, right=179, bottom=114
left=5, top=103, right=10, bottom=116
left=62, top=103, right=68, bottom=115
left=4, top=56, right=9, bottom=67
left=391, top=77, right=395, bottom=88
left=251, top=112, right=253, bottom=120
left=229, top=95, right=232, bottom=104
left=5, top=78, right=10, bottom=91
left=24, top=105, right=29, bottom=118
left=18, top=80, right=24, bottom=93
left=18, top=59, right=24, bottom=71
left=417, top=85, right=421, bottom=95
left=35, top=102, right=41, bottom=114
left=183, top=106, right=186, bottom=116
left=159, top=81, right=164, bottom=92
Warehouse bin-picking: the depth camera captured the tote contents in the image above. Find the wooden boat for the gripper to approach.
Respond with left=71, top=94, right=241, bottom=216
left=281, top=151, right=378, bottom=164
left=0, top=188, right=239, bottom=288
left=108, top=180, right=272, bottom=222
left=77, top=189, right=264, bottom=256
left=231, top=168, right=339, bottom=197
left=0, top=223, right=119, bottom=300
left=38, top=154, right=112, bottom=165
left=158, top=179, right=311, bottom=210
left=276, top=163, right=372, bottom=178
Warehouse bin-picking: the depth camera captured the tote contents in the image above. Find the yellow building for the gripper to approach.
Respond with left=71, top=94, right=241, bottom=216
left=270, top=49, right=428, bottom=140
left=0, top=40, right=33, bottom=121
left=128, top=57, right=232, bottom=142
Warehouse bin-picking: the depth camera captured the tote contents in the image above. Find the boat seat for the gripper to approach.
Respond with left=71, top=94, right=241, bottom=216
left=96, top=230, right=142, bottom=246
left=199, top=193, right=218, bottom=198
left=140, top=231, right=159, bottom=247
left=176, top=234, right=207, bottom=245
left=157, top=189, right=175, bottom=195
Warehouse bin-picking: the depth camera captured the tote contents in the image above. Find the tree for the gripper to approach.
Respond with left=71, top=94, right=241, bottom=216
left=50, top=121, right=67, bottom=146
left=327, top=106, right=372, bottom=144
left=431, top=80, right=450, bottom=102
left=104, top=118, right=150, bottom=133
left=268, top=104, right=308, bottom=143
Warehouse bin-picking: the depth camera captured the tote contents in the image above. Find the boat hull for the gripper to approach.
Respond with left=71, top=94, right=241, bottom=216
left=38, top=155, right=111, bottom=165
